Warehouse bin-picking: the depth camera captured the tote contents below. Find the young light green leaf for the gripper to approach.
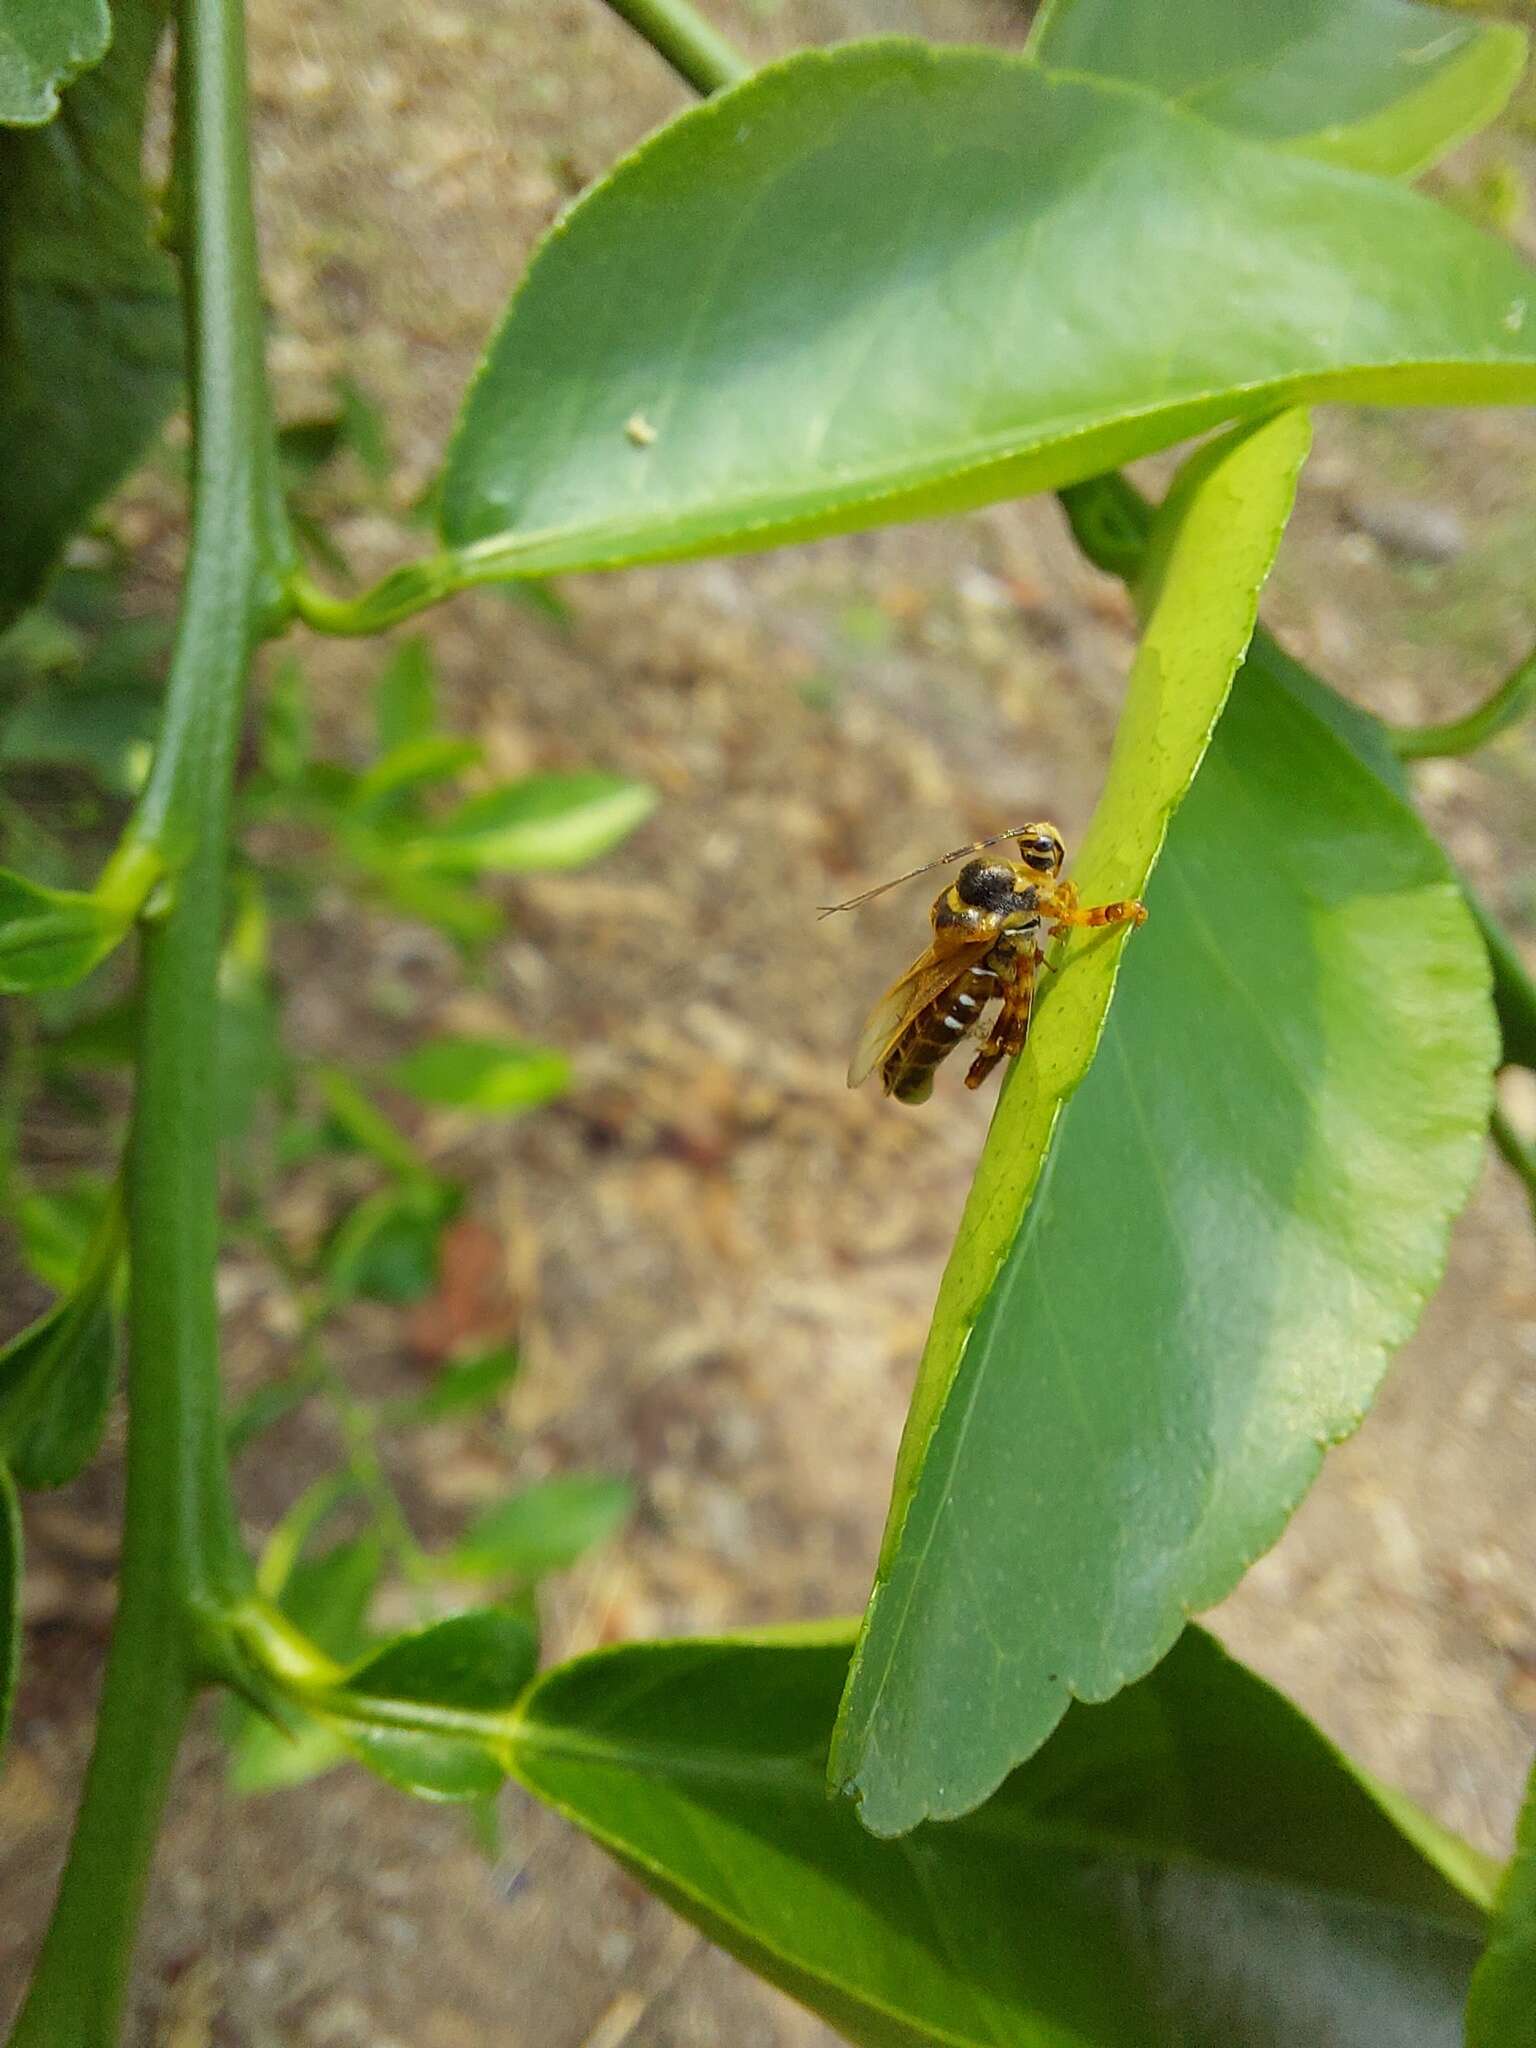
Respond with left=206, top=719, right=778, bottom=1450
left=0, top=0, right=181, bottom=628
left=0, top=867, right=130, bottom=994
left=389, top=1345, right=520, bottom=1425
left=0, top=1463, right=19, bottom=1761
left=324, top=1609, right=538, bottom=1802
left=373, top=637, right=437, bottom=754
left=1027, top=0, right=1526, bottom=178
left=0, top=0, right=110, bottom=126
left=509, top=1625, right=1489, bottom=2048
left=438, top=44, right=1536, bottom=583
left=225, top=1535, right=383, bottom=1796
left=450, top=1475, right=633, bottom=1582
left=1468, top=1754, right=1536, bottom=2047
left=389, top=1037, right=570, bottom=1117
left=403, top=773, right=655, bottom=875
left=0, top=1241, right=119, bottom=1489
left=835, top=631, right=1498, bottom=1836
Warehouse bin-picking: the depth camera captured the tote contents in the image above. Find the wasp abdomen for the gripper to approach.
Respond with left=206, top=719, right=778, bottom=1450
left=881, top=962, right=1003, bottom=1102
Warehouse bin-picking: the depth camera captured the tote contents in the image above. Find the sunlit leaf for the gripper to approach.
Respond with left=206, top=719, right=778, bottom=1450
left=0, top=0, right=180, bottom=627
left=389, top=1037, right=570, bottom=1117
left=404, top=773, right=655, bottom=875
left=1468, top=1754, right=1536, bottom=2047
left=438, top=43, right=1536, bottom=583
left=834, top=574, right=1498, bottom=1833
left=450, top=1474, right=632, bottom=1582
left=0, top=0, right=110, bottom=127
left=509, top=1625, right=1488, bottom=2048
left=1027, top=0, right=1526, bottom=178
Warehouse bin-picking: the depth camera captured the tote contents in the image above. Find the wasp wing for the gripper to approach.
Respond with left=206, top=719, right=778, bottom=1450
left=847, top=935, right=996, bottom=1089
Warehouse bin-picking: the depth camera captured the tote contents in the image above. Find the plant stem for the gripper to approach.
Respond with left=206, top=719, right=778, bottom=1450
left=1390, top=645, right=1536, bottom=760
left=597, top=0, right=748, bottom=94
left=1491, top=1104, right=1536, bottom=1223
left=8, top=0, right=286, bottom=2036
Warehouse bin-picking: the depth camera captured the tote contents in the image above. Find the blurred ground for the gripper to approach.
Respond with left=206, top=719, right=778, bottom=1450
left=4, top=2, right=1536, bottom=2043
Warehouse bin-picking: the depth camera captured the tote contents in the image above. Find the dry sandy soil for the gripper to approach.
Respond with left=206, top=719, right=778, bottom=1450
left=3, top=3, right=1536, bottom=2043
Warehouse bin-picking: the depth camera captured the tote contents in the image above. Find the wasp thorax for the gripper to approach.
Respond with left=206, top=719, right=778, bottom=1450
left=955, top=858, right=1023, bottom=911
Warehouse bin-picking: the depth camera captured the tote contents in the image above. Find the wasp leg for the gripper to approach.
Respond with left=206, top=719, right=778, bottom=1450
left=1046, top=880, right=1147, bottom=933
left=965, top=948, right=1038, bottom=1090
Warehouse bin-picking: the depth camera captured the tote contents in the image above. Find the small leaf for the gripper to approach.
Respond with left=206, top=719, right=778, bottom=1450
left=0, top=1248, right=119, bottom=1489
left=225, top=1535, right=384, bottom=1796
left=0, top=677, right=162, bottom=794
left=0, top=0, right=110, bottom=127
left=0, top=0, right=182, bottom=628
left=14, top=1171, right=112, bottom=1292
left=0, top=867, right=129, bottom=994
left=390, top=1344, right=520, bottom=1425
left=324, top=1182, right=459, bottom=1308
left=1468, top=1753, right=1536, bottom=2046
left=438, top=43, right=1536, bottom=582
left=451, top=1474, right=632, bottom=1582
left=509, top=1625, right=1489, bottom=2048
left=0, top=1463, right=19, bottom=1762
left=337, top=373, right=392, bottom=491
left=312, top=1065, right=430, bottom=1181
left=404, top=773, right=655, bottom=875
left=1028, top=0, right=1526, bottom=178
left=258, top=655, right=311, bottom=785
left=373, top=637, right=437, bottom=754
left=348, top=734, right=483, bottom=819
left=324, top=1609, right=538, bottom=1802
left=389, top=1037, right=570, bottom=1117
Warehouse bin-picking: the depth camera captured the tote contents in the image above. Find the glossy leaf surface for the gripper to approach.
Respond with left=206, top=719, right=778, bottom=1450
left=0, top=0, right=110, bottom=126
left=510, top=1626, right=1487, bottom=2048
left=0, top=0, right=180, bottom=627
left=390, top=1036, right=570, bottom=1116
left=1468, top=1756, right=1536, bottom=2047
left=439, top=43, right=1536, bottom=581
left=1028, top=0, right=1525, bottom=177
left=450, top=1474, right=633, bottom=1582
left=835, top=627, right=1498, bottom=1834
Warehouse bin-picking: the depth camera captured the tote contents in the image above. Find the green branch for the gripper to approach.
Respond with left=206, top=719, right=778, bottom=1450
left=8, top=0, right=287, bottom=2036
left=597, top=0, right=747, bottom=95
left=1390, top=644, right=1536, bottom=761
left=1491, top=1104, right=1536, bottom=1223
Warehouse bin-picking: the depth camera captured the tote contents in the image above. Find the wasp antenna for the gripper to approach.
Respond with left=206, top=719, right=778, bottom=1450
left=817, top=827, right=1036, bottom=918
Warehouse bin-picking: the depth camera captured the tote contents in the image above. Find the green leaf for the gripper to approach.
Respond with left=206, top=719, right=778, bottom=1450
left=389, top=1036, right=570, bottom=1117
left=404, top=772, right=655, bottom=875
left=0, top=0, right=181, bottom=628
left=373, top=636, right=437, bottom=754
left=0, top=867, right=130, bottom=994
left=0, top=0, right=110, bottom=127
left=0, top=1463, right=19, bottom=1762
left=258, top=655, right=311, bottom=785
left=0, top=1238, right=119, bottom=1489
left=325, top=1609, right=538, bottom=1802
left=450, top=1474, right=632, bottom=1582
left=509, top=1624, right=1488, bottom=2048
left=835, top=634, right=1498, bottom=1836
left=348, top=734, right=483, bottom=819
left=1469, top=1754, right=1536, bottom=2047
left=323, top=1182, right=458, bottom=1307
left=0, top=675, right=161, bottom=794
left=13, top=1171, right=112, bottom=1292
left=1027, top=0, right=1526, bottom=178
left=389, top=1344, right=521, bottom=1425
left=311, top=1065, right=430, bottom=1181
left=438, top=43, right=1536, bottom=582
left=226, top=1534, right=383, bottom=1796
